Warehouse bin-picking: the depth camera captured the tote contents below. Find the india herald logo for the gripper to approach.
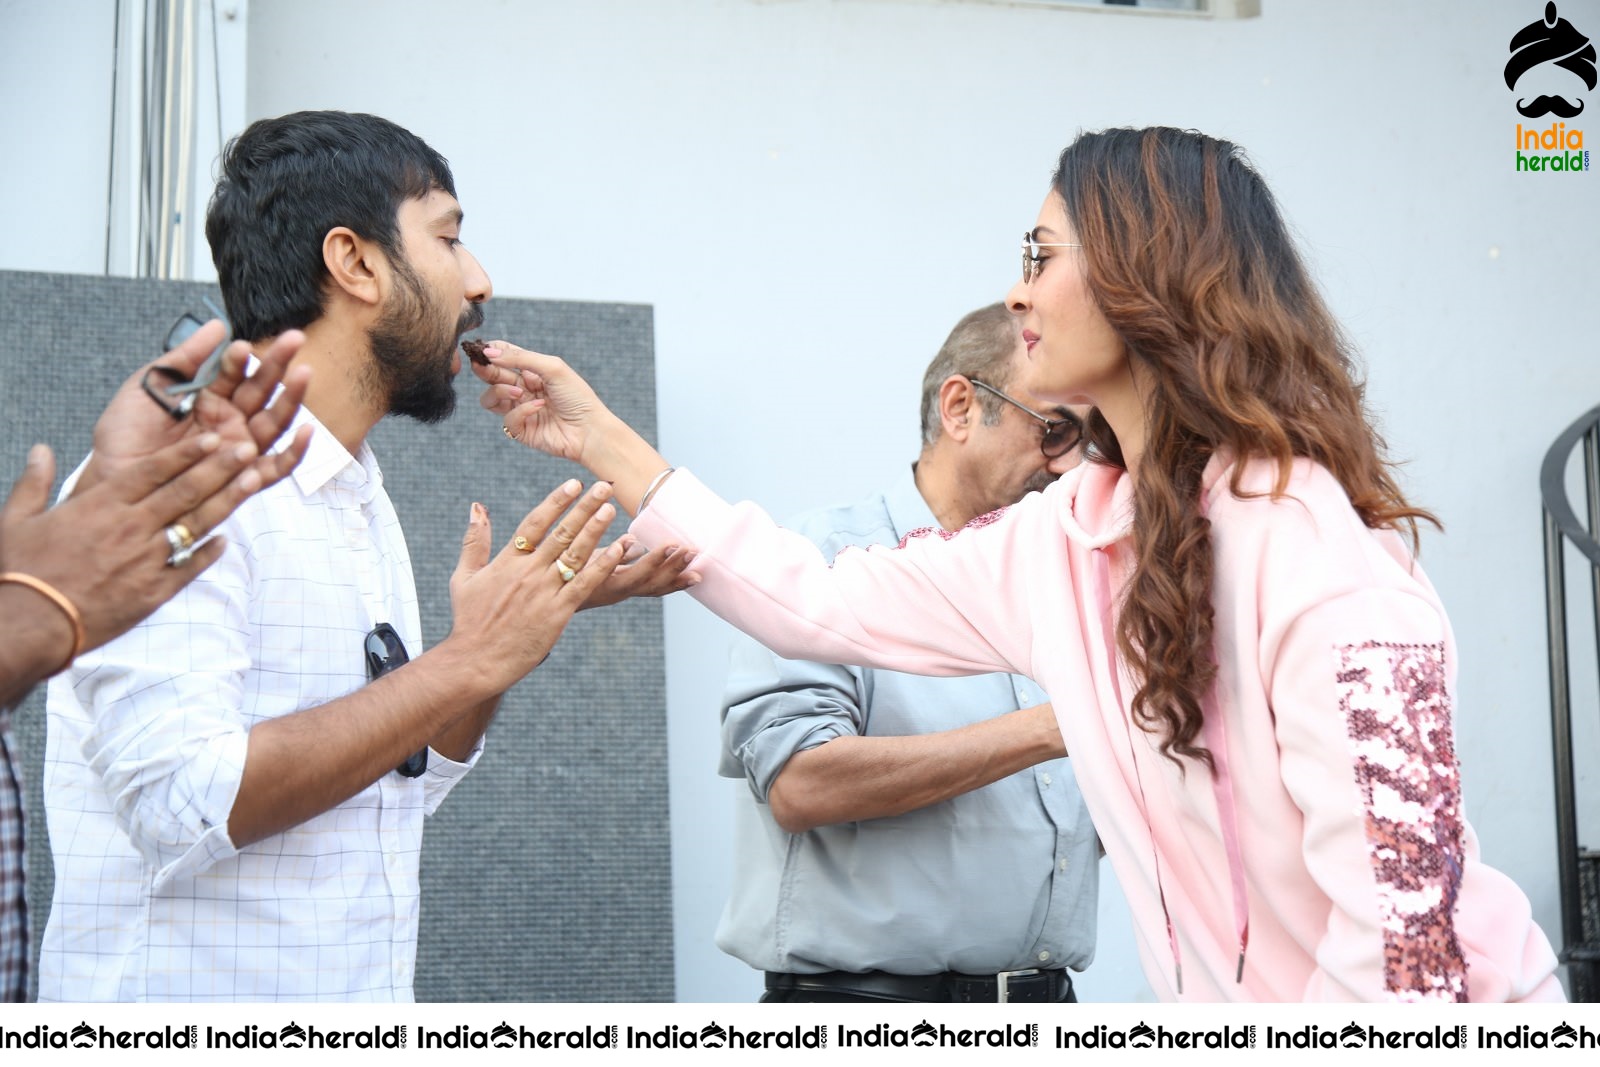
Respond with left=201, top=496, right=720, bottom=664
left=1506, top=2, right=1597, bottom=117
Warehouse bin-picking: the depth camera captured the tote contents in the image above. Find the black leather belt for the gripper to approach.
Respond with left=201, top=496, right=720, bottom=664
left=765, top=967, right=1073, bottom=1004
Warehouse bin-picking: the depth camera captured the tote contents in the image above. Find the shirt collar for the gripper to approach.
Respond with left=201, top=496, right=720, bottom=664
left=885, top=464, right=942, bottom=539
left=284, top=404, right=384, bottom=501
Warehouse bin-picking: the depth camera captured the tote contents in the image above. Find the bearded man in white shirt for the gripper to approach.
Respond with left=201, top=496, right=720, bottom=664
left=37, top=110, right=643, bottom=1002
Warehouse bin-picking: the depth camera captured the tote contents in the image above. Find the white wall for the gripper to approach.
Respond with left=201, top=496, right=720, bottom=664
left=1, top=0, right=117, bottom=274
left=0, top=0, right=247, bottom=279
left=5, top=0, right=1597, bottom=1002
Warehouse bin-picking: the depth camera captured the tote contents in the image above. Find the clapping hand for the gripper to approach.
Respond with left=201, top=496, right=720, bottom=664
left=0, top=324, right=312, bottom=701
left=76, top=320, right=311, bottom=501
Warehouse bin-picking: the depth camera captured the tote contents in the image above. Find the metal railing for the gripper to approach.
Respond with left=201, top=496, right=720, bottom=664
left=1541, top=403, right=1600, bottom=1002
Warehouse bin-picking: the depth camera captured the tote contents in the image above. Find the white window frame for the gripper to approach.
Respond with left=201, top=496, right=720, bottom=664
left=950, top=0, right=1260, bottom=18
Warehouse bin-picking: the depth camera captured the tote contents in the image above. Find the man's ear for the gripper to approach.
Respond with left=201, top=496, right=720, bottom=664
left=323, top=226, right=383, bottom=308
left=938, top=375, right=975, bottom=444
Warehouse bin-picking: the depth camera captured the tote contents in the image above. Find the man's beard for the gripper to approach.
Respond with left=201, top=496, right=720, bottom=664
left=366, top=258, right=484, bottom=424
left=1022, top=470, right=1058, bottom=495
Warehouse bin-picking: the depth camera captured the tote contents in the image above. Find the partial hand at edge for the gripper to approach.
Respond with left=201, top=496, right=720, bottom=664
left=0, top=431, right=272, bottom=704
left=0, top=326, right=311, bottom=706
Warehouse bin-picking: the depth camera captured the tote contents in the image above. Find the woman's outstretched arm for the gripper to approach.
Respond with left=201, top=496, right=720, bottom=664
left=469, top=338, right=1062, bottom=681
left=471, top=340, right=673, bottom=514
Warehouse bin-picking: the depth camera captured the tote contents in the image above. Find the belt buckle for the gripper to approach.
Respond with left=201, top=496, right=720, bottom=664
left=995, top=967, right=1042, bottom=1004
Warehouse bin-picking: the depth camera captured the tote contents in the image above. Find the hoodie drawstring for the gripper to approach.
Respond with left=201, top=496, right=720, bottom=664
left=1093, top=547, right=1184, bottom=994
left=1201, top=687, right=1251, bottom=984
left=1093, top=546, right=1251, bottom=994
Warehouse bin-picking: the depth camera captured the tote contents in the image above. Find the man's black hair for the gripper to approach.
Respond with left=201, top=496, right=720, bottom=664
left=205, top=110, right=457, bottom=340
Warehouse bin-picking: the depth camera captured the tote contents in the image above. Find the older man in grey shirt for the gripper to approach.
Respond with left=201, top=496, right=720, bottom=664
left=717, top=304, right=1099, bottom=1003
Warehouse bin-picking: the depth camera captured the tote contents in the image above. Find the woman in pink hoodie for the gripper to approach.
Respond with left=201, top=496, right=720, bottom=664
left=475, top=126, right=1561, bottom=1003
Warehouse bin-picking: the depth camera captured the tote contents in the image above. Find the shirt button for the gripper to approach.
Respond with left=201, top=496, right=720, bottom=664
left=1059, top=856, right=1069, bottom=872
left=1037, top=951, right=1051, bottom=963
left=1041, top=772, right=1053, bottom=787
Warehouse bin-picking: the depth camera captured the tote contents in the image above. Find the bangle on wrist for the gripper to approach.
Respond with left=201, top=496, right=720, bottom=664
left=638, top=466, right=677, bottom=513
left=0, top=572, right=87, bottom=675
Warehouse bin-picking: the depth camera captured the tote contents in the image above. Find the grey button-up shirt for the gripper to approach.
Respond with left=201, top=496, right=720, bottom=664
left=716, top=470, right=1099, bottom=976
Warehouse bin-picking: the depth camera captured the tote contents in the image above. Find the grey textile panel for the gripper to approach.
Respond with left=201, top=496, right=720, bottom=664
left=0, top=269, right=672, bottom=1002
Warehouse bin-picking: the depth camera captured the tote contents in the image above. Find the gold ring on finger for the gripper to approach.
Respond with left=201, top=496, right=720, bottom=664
left=554, top=559, right=578, bottom=583
left=164, top=525, right=196, bottom=567
left=503, top=424, right=516, bottom=441
left=513, top=535, right=534, bottom=553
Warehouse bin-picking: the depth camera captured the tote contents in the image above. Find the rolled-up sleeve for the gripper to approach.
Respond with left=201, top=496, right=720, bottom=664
left=69, top=538, right=255, bottom=889
left=421, top=737, right=483, bottom=814
left=720, top=633, right=865, bottom=801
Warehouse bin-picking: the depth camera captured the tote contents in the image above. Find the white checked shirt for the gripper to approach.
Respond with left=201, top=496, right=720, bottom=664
left=40, top=407, right=478, bottom=1002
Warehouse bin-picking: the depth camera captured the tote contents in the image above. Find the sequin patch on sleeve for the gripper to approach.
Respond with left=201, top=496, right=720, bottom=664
left=1335, top=640, right=1467, bottom=1002
left=894, top=505, right=1009, bottom=550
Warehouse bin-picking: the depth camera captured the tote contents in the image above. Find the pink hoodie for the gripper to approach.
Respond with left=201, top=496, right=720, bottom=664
left=633, top=456, right=1562, bottom=1002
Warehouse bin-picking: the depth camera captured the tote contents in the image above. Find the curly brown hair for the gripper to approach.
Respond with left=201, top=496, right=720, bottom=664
left=1054, top=127, right=1438, bottom=769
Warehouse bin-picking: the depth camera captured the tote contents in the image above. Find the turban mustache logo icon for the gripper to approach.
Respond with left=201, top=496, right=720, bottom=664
left=1506, top=2, right=1596, bottom=117
left=1519, top=94, right=1586, bottom=118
